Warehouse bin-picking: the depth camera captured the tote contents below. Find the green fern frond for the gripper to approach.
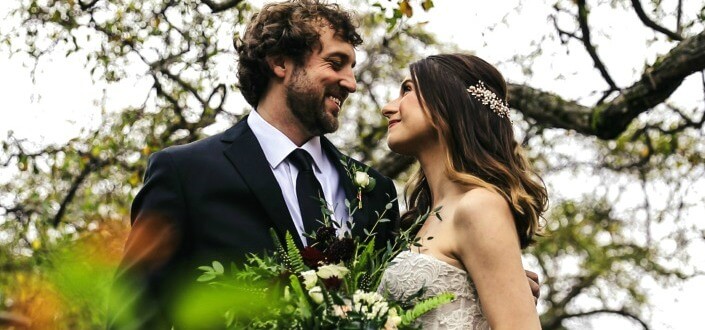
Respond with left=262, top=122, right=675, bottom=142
left=401, top=292, right=455, bottom=325
left=285, top=232, right=306, bottom=273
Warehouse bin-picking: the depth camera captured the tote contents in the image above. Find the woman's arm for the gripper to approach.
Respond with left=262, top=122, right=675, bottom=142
left=452, top=188, right=541, bottom=330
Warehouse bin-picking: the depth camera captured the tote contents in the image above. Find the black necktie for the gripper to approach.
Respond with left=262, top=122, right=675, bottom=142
left=288, top=149, right=326, bottom=235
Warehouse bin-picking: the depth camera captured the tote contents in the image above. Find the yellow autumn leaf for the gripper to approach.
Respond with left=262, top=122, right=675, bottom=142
left=399, top=0, right=413, bottom=17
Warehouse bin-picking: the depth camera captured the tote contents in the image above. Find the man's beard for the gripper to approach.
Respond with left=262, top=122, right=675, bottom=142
left=285, top=67, right=339, bottom=136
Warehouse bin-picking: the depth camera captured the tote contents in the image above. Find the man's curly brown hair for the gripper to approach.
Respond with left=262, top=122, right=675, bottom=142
left=236, top=0, right=363, bottom=108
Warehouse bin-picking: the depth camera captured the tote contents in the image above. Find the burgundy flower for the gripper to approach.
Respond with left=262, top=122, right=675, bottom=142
left=325, top=237, right=356, bottom=263
left=321, top=276, right=343, bottom=291
left=301, top=246, right=326, bottom=269
left=315, top=226, right=337, bottom=246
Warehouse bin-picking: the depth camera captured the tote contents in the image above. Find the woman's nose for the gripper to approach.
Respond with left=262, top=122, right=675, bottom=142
left=381, top=98, right=400, bottom=118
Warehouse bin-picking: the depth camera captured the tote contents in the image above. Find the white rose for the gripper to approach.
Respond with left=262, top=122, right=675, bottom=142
left=316, top=264, right=349, bottom=279
left=384, top=307, right=402, bottom=329
left=308, top=286, right=324, bottom=304
left=301, top=270, right=318, bottom=290
left=354, top=171, right=370, bottom=188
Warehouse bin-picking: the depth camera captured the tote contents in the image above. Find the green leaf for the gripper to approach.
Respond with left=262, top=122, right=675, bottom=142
left=365, top=177, right=376, bottom=192
left=197, top=273, right=216, bottom=282
left=212, top=261, right=224, bottom=274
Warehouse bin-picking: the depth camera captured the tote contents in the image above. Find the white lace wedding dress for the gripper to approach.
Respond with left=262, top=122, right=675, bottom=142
left=377, top=250, right=490, bottom=329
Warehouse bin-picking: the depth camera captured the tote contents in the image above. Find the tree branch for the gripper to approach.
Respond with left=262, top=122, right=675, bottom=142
left=630, top=0, right=683, bottom=41
left=676, top=0, right=683, bottom=35
left=508, top=29, right=705, bottom=139
left=375, top=151, right=415, bottom=180
left=565, top=308, right=650, bottom=329
left=552, top=17, right=579, bottom=44
left=52, top=157, right=99, bottom=227
left=201, top=0, right=245, bottom=13
left=576, top=0, right=618, bottom=91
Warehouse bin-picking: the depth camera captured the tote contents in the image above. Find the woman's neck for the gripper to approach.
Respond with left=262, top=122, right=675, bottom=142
left=416, top=143, right=464, bottom=206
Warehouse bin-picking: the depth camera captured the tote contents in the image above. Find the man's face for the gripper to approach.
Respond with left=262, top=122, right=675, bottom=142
left=285, top=26, right=357, bottom=136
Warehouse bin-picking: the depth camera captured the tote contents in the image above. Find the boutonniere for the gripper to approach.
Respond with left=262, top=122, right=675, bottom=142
left=353, top=170, right=376, bottom=208
left=341, top=158, right=376, bottom=209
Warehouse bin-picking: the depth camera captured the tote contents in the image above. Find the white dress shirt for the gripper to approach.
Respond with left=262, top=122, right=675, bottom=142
left=247, top=110, right=349, bottom=245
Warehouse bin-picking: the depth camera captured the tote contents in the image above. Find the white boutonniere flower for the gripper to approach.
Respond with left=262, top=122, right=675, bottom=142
left=354, top=171, right=371, bottom=188
left=353, top=170, right=376, bottom=209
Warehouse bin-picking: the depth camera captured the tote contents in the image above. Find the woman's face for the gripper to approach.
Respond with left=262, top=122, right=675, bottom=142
left=381, top=77, right=437, bottom=155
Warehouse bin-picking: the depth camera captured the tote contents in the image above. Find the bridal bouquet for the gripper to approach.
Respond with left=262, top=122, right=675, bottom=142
left=196, top=200, right=453, bottom=329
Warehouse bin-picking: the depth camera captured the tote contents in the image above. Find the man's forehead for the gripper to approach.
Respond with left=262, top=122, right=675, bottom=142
left=316, top=26, right=356, bottom=63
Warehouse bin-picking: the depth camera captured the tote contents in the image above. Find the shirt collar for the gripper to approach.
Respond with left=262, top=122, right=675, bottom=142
left=247, top=110, right=325, bottom=172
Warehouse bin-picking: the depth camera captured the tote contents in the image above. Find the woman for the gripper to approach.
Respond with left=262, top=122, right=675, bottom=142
left=377, top=54, right=548, bottom=329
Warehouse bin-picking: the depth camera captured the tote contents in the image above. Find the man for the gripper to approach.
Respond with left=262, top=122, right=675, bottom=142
left=108, top=1, right=398, bottom=328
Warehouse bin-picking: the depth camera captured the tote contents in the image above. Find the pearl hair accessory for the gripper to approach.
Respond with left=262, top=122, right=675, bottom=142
left=466, top=80, right=511, bottom=121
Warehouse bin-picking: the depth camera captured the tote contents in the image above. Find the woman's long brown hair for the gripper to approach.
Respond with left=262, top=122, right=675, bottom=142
left=400, top=54, right=548, bottom=248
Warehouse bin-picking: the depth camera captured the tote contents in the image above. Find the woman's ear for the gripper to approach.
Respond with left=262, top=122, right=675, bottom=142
left=266, top=55, right=287, bottom=78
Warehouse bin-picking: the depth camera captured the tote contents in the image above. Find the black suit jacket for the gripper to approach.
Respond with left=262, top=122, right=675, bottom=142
left=108, top=119, right=399, bottom=329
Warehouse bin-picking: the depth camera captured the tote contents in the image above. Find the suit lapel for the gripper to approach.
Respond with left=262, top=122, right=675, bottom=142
left=320, top=138, right=370, bottom=239
left=221, top=119, right=304, bottom=249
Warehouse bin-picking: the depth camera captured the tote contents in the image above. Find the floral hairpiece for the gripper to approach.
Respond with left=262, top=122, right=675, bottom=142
left=466, top=80, right=511, bottom=121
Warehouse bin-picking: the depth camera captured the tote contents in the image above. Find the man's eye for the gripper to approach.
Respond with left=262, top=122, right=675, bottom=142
left=329, top=60, right=342, bottom=69
left=402, top=85, right=412, bottom=94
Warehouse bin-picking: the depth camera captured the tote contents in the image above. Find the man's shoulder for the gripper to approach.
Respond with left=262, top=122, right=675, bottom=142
left=148, top=121, right=249, bottom=167
left=155, top=133, right=221, bottom=158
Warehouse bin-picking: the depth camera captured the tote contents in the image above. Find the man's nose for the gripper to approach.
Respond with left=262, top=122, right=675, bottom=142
left=340, top=68, right=357, bottom=93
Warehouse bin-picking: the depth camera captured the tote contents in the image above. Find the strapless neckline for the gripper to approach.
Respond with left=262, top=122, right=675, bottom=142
left=399, top=250, right=468, bottom=274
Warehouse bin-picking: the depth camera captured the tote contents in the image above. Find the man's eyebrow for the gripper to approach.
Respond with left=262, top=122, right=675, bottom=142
left=401, top=78, right=412, bottom=86
left=326, top=52, right=356, bottom=68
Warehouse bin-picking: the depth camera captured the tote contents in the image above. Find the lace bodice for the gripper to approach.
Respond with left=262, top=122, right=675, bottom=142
left=378, top=251, right=489, bottom=330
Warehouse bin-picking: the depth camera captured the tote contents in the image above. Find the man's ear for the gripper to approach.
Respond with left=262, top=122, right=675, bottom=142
left=266, top=55, right=287, bottom=79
